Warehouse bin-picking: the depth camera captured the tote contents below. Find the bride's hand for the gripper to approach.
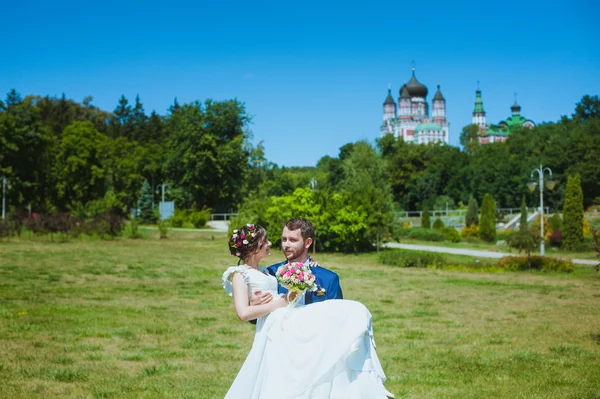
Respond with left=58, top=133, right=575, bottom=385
left=249, top=290, right=273, bottom=306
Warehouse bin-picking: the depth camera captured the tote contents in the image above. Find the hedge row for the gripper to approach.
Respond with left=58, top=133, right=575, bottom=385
left=497, top=255, right=574, bottom=272
left=379, top=249, right=574, bottom=273
left=0, top=212, right=125, bottom=239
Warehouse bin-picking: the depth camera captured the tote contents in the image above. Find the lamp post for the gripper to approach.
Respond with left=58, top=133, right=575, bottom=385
left=1, top=177, right=9, bottom=220
left=156, top=183, right=170, bottom=202
left=527, top=164, right=556, bottom=256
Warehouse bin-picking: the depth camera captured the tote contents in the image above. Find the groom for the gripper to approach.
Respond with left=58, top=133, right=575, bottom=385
left=251, top=217, right=343, bottom=306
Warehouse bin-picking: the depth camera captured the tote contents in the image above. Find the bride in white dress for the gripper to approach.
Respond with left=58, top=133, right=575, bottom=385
left=222, top=224, right=394, bottom=399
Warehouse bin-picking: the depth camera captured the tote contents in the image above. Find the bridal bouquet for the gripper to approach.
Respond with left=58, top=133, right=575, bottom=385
left=276, top=262, right=317, bottom=307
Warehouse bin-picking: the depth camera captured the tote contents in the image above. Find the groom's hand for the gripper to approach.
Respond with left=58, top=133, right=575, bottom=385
left=249, top=290, right=272, bottom=306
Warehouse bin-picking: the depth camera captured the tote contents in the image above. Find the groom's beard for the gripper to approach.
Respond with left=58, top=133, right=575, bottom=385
left=284, top=250, right=309, bottom=264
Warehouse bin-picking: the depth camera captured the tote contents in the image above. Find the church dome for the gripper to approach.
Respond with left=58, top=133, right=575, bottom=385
left=511, top=102, right=521, bottom=114
left=406, top=69, right=428, bottom=98
left=383, top=89, right=396, bottom=106
left=399, top=84, right=410, bottom=99
left=433, top=84, right=445, bottom=102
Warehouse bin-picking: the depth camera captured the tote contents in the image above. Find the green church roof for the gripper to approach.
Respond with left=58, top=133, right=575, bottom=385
left=415, top=122, right=443, bottom=132
left=473, top=89, right=485, bottom=114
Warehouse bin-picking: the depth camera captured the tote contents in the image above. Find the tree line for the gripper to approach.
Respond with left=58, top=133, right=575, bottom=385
left=0, top=90, right=598, bottom=249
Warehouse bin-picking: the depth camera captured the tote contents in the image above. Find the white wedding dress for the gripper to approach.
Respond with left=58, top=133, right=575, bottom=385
left=222, top=265, right=393, bottom=399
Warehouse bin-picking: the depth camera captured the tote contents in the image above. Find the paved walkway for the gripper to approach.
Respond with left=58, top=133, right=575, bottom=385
left=141, top=220, right=229, bottom=233
left=384, top=243, right=597, bottom=266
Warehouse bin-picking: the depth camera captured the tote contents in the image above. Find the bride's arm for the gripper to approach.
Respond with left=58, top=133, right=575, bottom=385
left=232, top=273, right=286, bottom=322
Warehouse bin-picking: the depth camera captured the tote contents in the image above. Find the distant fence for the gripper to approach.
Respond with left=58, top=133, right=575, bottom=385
left=210, top=213, right=238, bottom=221
left=394, top=207, right=549, bottom=219
left=396, top=207, right=551, bottom=228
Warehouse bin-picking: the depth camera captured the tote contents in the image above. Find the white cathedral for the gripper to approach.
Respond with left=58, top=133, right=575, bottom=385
left=380, top=67, right=449, bottom=144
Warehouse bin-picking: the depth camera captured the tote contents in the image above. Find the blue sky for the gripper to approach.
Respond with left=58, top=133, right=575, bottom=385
left=2, top=0, right=599, bottom=166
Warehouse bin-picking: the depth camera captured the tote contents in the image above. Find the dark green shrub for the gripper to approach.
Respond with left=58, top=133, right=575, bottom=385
left=479, top=193, right=496, bottom=242
left=563, top=174, right=584, bottom=250
left=421, top=205, right=431, bottom=229
left=465, top=197, right=479, bottom=227
left=406, top=227, right=446, bottom=242
left=592, top=227, right=599, bottom=272
left=548, top=213, right=562, bottom=232
left=189, top=208, right=211, bottom=228
left=170, top=211, right=187, bottom=228
left=379, top=249, right=446, bottom=268
left=157, top=219, right=170, bottom=239
left=442, top=227, right=461, bottom=242
left=497, top=255, right=573, bottom=272
left=127, top=217, right=142, bottom=239
left=433, top=218, right=444, bottom=230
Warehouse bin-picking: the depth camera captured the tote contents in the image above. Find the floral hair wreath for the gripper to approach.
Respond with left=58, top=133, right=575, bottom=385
left=229, top=224, right=259, bottom=257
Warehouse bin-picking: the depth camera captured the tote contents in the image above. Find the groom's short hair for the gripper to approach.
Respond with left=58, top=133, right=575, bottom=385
left=285, top=218, right=314, bottom=240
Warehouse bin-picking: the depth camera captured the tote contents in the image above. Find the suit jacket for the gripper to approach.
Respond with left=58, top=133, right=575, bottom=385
left=266, top=258, right=343, bottom=304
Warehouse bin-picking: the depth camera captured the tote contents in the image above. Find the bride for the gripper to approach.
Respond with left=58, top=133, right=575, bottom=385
left=222, top=223, right=394, bottom=399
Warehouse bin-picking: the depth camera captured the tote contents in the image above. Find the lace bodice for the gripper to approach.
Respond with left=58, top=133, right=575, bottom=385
left=222, top=265, right=278, bottom=299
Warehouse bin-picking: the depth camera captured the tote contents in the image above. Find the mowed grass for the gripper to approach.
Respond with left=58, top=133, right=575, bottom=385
left=0, top=232, right=599, bottom=398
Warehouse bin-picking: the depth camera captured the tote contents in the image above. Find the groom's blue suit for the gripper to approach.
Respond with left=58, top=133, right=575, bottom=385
left=266, top=258, right=343, bottom=304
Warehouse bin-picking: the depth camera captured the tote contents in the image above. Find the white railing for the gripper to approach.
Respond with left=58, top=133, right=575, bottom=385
left=210, top=213, right=238, bottom=221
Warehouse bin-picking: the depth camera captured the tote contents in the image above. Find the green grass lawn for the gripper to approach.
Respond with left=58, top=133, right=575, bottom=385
left=1, top=232, right=599, bottom=398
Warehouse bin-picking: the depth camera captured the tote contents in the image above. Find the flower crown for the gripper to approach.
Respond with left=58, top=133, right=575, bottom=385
left=229, top=224, right=259, bottom=257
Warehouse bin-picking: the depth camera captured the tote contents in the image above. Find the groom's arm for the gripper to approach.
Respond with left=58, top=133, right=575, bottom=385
left=328, top=274, right=343, bottom=300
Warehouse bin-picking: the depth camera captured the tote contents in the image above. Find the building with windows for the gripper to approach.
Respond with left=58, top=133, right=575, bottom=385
left=472, top=88, right=535, bottom=144
left=381, top=67, right=449, bottom=144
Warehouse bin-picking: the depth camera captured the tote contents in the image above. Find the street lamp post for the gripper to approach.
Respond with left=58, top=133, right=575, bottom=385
left=527, top=164, right=556, bottom=256
left=1, top=177, right=9, bottom=220
left=156, top=183, right=170, bottom=202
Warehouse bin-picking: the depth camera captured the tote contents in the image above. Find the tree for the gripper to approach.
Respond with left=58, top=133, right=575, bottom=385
left=573, top=95, right=600, bottom=122
left=137, top=180, right=155, bottom=224
left=131, top=95, right=147, bottom=142
left=465, top=197, right=479, bottom=227
left=54, top=121, right=107, bottom=208
left=479, top=193, right=496, bottom=242
left=459, top=124, right=480, bottom=155
left=562, top=174, right=584, bottom=250
left=339, top=141, right=394, bottom=250
left=421, top=204, right=431, bottom=229
left=0, top=94, right=51, bottom=209
left=108, top=95, right=133, bottom=139
left=510, top=195, right=536, bottom=266
left=164, top=99, right=250, bottom=211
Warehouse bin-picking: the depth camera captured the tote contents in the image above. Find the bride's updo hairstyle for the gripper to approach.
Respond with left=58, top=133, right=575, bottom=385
left=228, top=223, right=267, bottom=263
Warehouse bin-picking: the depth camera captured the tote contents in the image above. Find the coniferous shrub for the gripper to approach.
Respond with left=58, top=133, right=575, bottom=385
left=137, top=180, right=156, bottom=224
left=421, top=205, right=431, bottom=229
left=479, top=193, right=497, bottom=242
left=465, top=197, right=479, bottom=227
left=563, top=174, right=584, bottom=250
left=433, top=218, right=444, bottom=230
left=508, top=196, right=537, bottom=262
